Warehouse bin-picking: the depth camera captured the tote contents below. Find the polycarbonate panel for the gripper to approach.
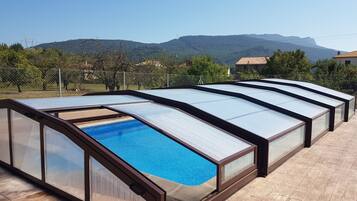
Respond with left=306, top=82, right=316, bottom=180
left=142, top=88, right=304, bottom=139
left=229, top=110, right=303, bottom=139
left=109, top=102, right=251, bottom=161
left=265, top=78, right=354, bottom=100
left=349, top=98, right=355, bottom=119
left=335, top=104, right=345, bottom=125
left=45, top=126, right=84, bottom=199
left=191, top=98, right=268, bottom=120
left=17, top=95, right=146, bottom=110
left=311, top=112, right=329, bottom=140
left=0, top=109, right=10, bottom=164
left=204, top=84, right=269, bottom=95
left=222, top=151, right=254, bottom=183
left=203, top=84, right=328, bottom=118
left=244, top=81, right=344, bottom=107
left=11, top=111, right=41, bottom=179
left=142, top=88, right=231, bottom=104
left=90, top=157, right=145, bottom=201
left=268, top=126, right=305, bottom=165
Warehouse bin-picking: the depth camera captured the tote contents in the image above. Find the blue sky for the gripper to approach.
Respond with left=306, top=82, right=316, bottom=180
left=1, top=0, right=357, bottom=51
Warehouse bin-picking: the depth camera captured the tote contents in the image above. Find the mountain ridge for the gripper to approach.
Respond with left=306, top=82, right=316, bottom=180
left=35, top=34, right=339, bottom=64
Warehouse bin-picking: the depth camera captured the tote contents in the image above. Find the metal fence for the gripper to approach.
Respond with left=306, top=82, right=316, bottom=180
left=0, top=67, right=231, bottom=99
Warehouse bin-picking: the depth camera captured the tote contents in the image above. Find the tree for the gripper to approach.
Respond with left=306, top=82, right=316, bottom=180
left=0, top=44, right=8, bottom=52
left=93, top=51, right=131, bottom=91
left=0, top=48, right=41, bottom=92
left=341, top=65, right=357, bottom=94
left=262, top=49, right=312, bottom=80
left=156, top=53, right=180, bottom=74
left=57, top=54, right=84, bottom=90
left=313, top=59, right=344, bottom=88
left=9, top=43, right=24, bottom=52
left=187, top=55, right=230, bottom=83
left=29, top=48, right=62, bottom=90
left=313, top=59, right=357, bottom=93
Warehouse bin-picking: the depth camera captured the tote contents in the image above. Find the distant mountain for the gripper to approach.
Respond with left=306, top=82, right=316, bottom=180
left=247, top=34, right=319, bottom=48
left=35, top=34, right=339, bottom=64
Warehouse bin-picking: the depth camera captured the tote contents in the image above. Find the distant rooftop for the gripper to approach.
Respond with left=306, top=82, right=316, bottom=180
left=236, top=57, right=269, bottom=65
left=334, top=51, right=357, bottom=58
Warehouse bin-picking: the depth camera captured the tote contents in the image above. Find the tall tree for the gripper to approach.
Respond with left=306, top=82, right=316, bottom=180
left=187, top=55, right=230, bottom=83
left=0, top=47, right=40, bottom=92
left=29, top=48, right=62, bottom=90
left=313, top=59, right=356, bottom=91
left=93, top=51, right=131, bottom=91
left=262, top=49, right=312, bottom=80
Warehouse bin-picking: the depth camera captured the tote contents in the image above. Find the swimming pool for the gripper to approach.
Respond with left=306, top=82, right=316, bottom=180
left=82, top=120, right=216, bottom=186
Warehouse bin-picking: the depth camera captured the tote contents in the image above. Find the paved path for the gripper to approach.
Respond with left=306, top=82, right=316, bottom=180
left=0, top=167, right=61, bottom=201
left=228, top=115, right=357, bottom=201
left=0, top=116, right=356, bottom=201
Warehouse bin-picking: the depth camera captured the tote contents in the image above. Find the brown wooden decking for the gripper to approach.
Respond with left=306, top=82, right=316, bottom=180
left=0, top=115, right=356, bottom=201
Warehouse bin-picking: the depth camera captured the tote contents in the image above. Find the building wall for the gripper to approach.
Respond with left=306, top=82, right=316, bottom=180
left=335, top=58, right=357, bottom=65
left=236, top=64, right=266, bottom=72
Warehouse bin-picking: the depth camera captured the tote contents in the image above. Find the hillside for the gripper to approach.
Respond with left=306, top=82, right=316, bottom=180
left=35, top=34, right=339, bottom=64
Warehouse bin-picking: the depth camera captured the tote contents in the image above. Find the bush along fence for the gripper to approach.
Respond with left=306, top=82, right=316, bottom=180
left=0, top=67, right=231, bottom=97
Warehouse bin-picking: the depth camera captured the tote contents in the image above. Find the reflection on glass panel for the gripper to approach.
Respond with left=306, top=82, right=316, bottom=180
left=11, top=111, right=41, bottom=179
left=268, top=126, right=305, bottom=165
left=265, top=79, right=354, bottom=100
left=222, top=151, right=254, bottom=184
left=84, top=118, right=217, bottom=201
left=90, top=157, right=145, bottom=201
left=18, top=95, right=146, bottom=110
left=349, top=99, right=355, bottom=119
left=109, top=103, right=250, bottom=161
left=311, top=112, right=329, bottom=140
left=45, top=126, right=84, bottom=200
left=0, top=109, right=10, bottom=164
left=245, top=81, right=343, bottom=106
left=334, top=105, right=345, bottom=125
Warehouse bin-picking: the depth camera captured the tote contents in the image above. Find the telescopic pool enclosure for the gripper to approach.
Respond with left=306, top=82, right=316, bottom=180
left=0, top=79, right=355, bottom=201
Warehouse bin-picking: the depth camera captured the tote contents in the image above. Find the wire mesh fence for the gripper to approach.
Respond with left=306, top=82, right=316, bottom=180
left=0, top=67, right=232, bottom=99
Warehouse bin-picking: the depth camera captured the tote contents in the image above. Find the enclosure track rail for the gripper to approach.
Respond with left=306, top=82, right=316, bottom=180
left=0, top=99, right=165, bottom=201
left=254, top=79, right=354, bottom=122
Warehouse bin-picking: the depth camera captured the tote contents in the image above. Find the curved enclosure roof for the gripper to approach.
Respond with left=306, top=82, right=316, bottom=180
left=202, top=84, right=329, bottom=118
left=15, top=95, right=252, bottom=162
left=242, top=81, right=344, bottom=107
left=141, top=88, right=304, bottom=139
left=264, top=78, right=354, bottom=100
left=17, top=95, right=147, bottom=110
left=109, top=102, right=251, bottom=161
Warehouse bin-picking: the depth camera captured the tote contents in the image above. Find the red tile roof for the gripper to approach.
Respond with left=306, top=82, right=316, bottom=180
left=236, top=57, right=269, bottom=65
left=334, top=51, right=357, bottom=58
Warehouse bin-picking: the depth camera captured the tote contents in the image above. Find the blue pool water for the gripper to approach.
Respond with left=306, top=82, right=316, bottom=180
left=82, top=120, right=216, bottom=186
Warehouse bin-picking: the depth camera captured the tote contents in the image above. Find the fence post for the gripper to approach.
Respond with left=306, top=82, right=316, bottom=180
left=123, top=71, right=126, bottom=90
left=166, top=74, right=170, bottom=88
left=58, top=68, right=62, bottom=97
left=198, top=75, right=204, bottom=85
